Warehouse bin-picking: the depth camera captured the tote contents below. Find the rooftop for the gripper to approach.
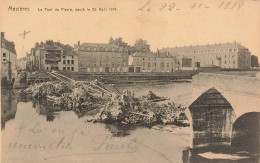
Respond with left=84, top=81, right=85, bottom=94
left=161, top=42, right=249, bottom=54
left=189, top=88, right=233, bottom=110
left=1, top=38, right=16, bottom=54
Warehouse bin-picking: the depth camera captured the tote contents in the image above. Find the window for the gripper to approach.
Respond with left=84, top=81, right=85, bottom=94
left=67, top=60, right=70, bottom=64
left=71, top=67, right=74, bottom=71
left=3, top=59, right=6, bottom=61
left=71, top=60, right=74, bottom=64
left=161, top=62, right=164, bottom=67
left=72, top=56, right=74, bottom=59
left=63, top=60, right=66, bottom=64
left=143, top=58, right=145, bottom=60
left=63, top=67, right=66, bottom=70
left=148, top=63, right=151, bottom=67
left=63, top=56, right=65, bottom=59
left=3, top=53, right=6, bottom=57
left=46, top=67, right=49, bottom=70
left=67, top=67, right=70, bottom=70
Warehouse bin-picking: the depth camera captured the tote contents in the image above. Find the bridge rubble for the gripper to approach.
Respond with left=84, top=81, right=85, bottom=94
left=23, top=71, right=189, bottom=126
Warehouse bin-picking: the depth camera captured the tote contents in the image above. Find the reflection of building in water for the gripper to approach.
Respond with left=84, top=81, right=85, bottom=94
left=104, top=124, right=137, bottom=137
left=188, top=88, right=234, bottom=148
left=35, top=101, right=55, bottom=122
left=1, top=90, right=17, bottom=129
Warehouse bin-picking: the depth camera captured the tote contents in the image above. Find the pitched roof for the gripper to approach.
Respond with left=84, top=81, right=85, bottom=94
left=1, top=39, right=16, bottom=54
left=81, top=43, right=123, bottom=49
left=161, top=42, right=249, bottom=54
left=189, top=88, right=233, bottom=110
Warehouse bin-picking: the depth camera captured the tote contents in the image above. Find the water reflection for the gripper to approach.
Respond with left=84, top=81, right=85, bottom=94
left=1, top=89, right=17, bottom=130
left=182, top=147, right=259, bottom=163
left=104, top=124, right=138, bottom=137
left=33, top=99, right=61, bottom=122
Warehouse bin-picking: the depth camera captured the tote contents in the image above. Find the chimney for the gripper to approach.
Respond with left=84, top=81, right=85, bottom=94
left=1, top=32, right=4, bottom=40
left=78, top=41, right=80, bottom=46
left=157, top=48, right=159, bottom=57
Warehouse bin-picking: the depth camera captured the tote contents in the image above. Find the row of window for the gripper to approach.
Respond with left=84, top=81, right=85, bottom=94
left=179, top=48, right=246, bottom=54
left=63, top=60, right=74, bottom=64
left=224, top=60, right=236, bottom=64
left=63, top=67, right=74, bottom=71
left=80, top=47, right=127, bottom=53
left=135, top=62, right=174, bottom=67
left=85, top=62, right=127, bottom=67
left=134, top=57, right=173, bottom=61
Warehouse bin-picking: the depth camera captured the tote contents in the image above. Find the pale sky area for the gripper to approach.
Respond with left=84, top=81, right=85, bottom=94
left=0, top=0, right=260, bottom=59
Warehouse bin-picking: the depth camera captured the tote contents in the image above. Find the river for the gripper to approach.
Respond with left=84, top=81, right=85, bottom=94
left=1, top=72, right=260, bottom=163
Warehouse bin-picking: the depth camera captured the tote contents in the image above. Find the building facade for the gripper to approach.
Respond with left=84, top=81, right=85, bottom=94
left=1, top=32, right=17, bottom=84
left=32, top=41, right=78, bottom=71
left=76, top=43, right=128, bottom=73
left=128, top=52, right=176, bottom=73
left=61, top=45, right=78, bottom=72
left=162, top=42, right=251, bottom=70
left=174, top=55, right=195, bottom=70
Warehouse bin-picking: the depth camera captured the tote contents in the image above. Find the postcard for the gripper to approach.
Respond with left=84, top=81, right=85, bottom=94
left=1, top=0, right=260, bottom=162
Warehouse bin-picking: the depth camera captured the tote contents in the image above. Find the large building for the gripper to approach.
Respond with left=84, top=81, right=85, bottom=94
left=32, top=41, right=78, bottom=71
left=128, top=52, right=176, bottom=73
left=162, top=42, right=251, bottom=70
left=1, top=32, right=17, bottom=85
left=76, top=42, right=129, bottom=73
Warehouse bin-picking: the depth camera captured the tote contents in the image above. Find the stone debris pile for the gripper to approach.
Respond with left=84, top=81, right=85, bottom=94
left=24, top=81, right=189, bottom=127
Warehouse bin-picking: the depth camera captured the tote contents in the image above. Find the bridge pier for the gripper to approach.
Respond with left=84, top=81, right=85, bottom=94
left=188, top=88, right=235, bottom=149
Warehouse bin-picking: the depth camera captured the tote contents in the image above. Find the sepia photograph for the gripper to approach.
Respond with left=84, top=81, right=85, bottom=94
left=1, top=0, right=260, bottom=162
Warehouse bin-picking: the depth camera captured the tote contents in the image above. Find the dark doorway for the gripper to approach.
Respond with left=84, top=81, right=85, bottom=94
left=135, top=67, right=141, bottom=72
left=105, top=67, right=109, bottom=73
left=128, top=67, right=134, bottom=72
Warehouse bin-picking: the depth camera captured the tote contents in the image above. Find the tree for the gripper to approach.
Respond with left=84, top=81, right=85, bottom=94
left=109, top=37, right=114, bottom=44
left=109, top=37, right=128, bottom=48
left=133, top=39, right=150, bottom=53
left=251, top=55, right=259, bottom=68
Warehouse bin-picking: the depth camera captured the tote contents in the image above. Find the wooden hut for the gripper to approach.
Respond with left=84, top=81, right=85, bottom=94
left=188, top=88, right=234, bottom=148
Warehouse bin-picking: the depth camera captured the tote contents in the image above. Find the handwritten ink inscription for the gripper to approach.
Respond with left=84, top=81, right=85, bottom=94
left=7, top=121, right=139, bottom=158
left=138, top=0, right=258, bottom=12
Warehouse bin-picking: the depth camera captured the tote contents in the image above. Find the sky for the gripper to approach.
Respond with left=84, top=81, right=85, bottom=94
left=0, top=0, right=260, bottom=59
